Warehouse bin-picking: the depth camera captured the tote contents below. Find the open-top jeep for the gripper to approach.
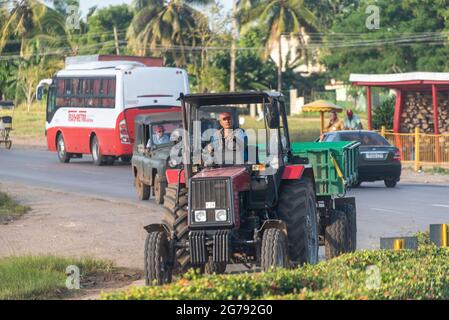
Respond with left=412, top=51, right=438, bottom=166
left=143, top=92, right=358, bottom=285
left=132, top=112, right=182, bottom=204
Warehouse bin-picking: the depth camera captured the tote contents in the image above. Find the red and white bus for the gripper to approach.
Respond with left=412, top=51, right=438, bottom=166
left=37, top=56, right=189, bottom=165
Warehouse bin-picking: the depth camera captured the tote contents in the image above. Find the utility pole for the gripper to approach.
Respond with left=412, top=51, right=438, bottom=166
left=230, top=0, right=237, bottom=92
left=113, top=26, right=120, bottom=55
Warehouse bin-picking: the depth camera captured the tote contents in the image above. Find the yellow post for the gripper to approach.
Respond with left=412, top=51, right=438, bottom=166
left=414, top=127, right=420, bottom=172
left=393, top=239, right=404, bottom=250
left=320, top=111, right=325, bottom=135
left=442, top=224, right=448, bottom=247
left=381, top=125, right=386, bottom=137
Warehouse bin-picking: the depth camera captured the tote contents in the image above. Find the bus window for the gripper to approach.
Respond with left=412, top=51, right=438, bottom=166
left=72, top=78, right=83, bottom=108
left=104, top=78, right=116, bottom=108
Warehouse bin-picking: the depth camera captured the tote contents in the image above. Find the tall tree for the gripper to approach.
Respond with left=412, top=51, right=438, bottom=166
left=127, top=0, right=212, bottom=66
left=250, top=0, right=317, bottom=91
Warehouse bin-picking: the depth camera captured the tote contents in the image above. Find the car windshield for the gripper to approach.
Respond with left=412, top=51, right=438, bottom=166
left=150, top=121, right=182, bottom=145
left=336, top=132, right=389, bottom=146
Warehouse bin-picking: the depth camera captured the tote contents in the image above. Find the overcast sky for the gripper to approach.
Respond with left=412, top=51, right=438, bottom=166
left=79, top=0, right=233, bottom=18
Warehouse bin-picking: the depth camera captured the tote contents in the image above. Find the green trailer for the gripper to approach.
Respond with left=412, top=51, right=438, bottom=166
left=291, top=141, right=360, bottom=197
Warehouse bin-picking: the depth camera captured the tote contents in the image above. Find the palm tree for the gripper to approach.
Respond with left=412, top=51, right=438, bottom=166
left=251, top=0, right=317, bottom=92
left=127, top=0, right=212, bottom=66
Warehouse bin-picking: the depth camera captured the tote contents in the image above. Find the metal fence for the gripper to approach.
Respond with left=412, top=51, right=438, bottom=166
left=380, top=126, right=449, bottom=170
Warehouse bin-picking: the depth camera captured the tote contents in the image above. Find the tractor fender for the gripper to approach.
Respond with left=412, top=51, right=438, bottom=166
left=143, top=223, right=173, bottom=240
left=166, top=168, right=185, bottom=184
left=256, top=219, right=288, bottom=239
left=281, top=165, right=316, bottom=192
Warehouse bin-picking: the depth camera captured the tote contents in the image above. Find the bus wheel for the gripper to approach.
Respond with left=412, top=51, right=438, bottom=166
left=57, top=134, right=70, bottom=163
left=91, top=136, right=105, bottom=166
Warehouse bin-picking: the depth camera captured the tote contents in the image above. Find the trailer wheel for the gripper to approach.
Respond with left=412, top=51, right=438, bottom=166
left=278, top=177, right=319, bottom=265
left=325, top=210, right=349, bottom=259
left=144, top=231, right=172, bottom=285
left=162, top=184, right=190, bottom=274
left=261, top=228, right=289, bottom=271
left=135, top=175, right=150, bottom=200
left=5, top=140, right=12, bottom=150
left=56, top=134, right=70, bottom=163
left=154, top=174, right=167, bottom=205
left=342, top=203, right=357, bottom=252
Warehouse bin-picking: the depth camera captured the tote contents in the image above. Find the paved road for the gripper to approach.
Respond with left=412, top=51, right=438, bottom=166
left=1, top=147, right=449, bottom=249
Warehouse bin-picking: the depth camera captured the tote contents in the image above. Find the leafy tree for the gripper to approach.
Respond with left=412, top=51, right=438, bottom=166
left=79, top=5, right=134, bottom=55
left=242, top=0, right=318, bottom=91
left=126, top=0, right=213, bottom=66
left=372, top=95, right=395, bottom=130
left=321, top=0, right=449, bottom=81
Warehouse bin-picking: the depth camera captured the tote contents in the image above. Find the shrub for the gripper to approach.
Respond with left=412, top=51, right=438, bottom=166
left=372, top=96, right=395, bottom=130
left=103, top=240, right=449, bottom=300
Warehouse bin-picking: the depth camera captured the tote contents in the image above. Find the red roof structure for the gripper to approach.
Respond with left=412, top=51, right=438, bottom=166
left=350, top=72, right=449, bottom=134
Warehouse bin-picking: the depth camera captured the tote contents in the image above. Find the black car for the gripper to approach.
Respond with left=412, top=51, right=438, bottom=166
left=321, top=130, right=401, bottom=188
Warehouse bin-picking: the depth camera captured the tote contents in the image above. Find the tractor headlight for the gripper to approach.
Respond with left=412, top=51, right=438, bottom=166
left=194, top=210, right=207, bottom=222
left=215, top=209, right=227, bottom=222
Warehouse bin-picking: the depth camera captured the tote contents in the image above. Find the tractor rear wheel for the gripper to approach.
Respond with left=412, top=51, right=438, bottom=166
left=325, top=210, right=349, bottom=259
left=261, top=228, right=289, bottom=271
left=277, top=177, right=318, bottom=265
left=162, top=184, right=190, bottom=275
left=144, top=231, right=172, bottom=285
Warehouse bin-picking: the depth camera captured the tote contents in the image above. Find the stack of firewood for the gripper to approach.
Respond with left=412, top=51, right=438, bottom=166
left=400, top=92, right=449, bottom=134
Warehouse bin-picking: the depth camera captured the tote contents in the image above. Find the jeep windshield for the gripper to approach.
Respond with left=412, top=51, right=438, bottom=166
left=149, top=120, right=182, bottom=147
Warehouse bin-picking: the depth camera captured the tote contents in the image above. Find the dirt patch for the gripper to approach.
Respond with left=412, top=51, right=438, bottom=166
left=0, top=181, right=161, bottom=270
left=401, top=167, right=449, bottom=185
left=68, top=268, right=143, bottom=300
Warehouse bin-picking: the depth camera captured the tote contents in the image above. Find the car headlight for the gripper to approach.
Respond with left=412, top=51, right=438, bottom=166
left=215, top=209, right=227, bottom=222
left=194, top=210, right=207, bottom=222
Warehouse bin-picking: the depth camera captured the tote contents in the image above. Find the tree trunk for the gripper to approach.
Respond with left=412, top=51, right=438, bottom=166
left=277, top=35, right=282, bottom=92
left=230, top=0, right=237, bottom=92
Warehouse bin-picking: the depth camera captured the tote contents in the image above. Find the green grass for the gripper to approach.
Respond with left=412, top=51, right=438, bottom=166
left=0, top=255, right=114, bottom=300
left=0, top=191, right=29, bottom=218
left=423, top=167, right=449, bottom=175
left=103, top=233, right=449, bottom=300
left=0, top=102, right=46, bottom=139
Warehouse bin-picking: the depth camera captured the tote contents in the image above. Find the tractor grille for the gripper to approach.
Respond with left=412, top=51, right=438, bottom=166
left=190, top=179, right=230, bottom=210
left=213, top=230, right=230, bottom=263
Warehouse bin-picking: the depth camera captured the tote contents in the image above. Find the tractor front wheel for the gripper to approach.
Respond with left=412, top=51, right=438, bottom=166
left=144, top=231, right=172, bottom=285
left=261, top=228, right=289, bottom=271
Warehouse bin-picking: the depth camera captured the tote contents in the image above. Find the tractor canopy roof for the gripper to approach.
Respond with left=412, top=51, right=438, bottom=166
left=180, top=91, right=284, bottom=106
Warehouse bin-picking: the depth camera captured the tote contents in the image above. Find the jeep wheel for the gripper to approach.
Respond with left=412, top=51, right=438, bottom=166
left=261, top=228, right=289, bottom=271
left=278, top=177, right=319, bottom=265
left=135, top=175, right=150, bottom=200
left=154, top=174, right=167, bottom=205
left=144, top=231, right=172, bottom=285
left=325, top=210, right=349, bottom=259
left=56, top=134, right=70, bottom=163
left=162, top=184, right=190, bottom=275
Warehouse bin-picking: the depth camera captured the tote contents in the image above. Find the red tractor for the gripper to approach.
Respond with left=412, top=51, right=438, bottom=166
left=143, top=92, right=357, bottom=284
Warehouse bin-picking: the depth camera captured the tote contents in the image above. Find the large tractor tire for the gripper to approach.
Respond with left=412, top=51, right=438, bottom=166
left=325, top=210, right=349, bottom=259
left=277, top=177, right=319, bottom=265
left=341, top=203, right=357, bottom=252
left=162, top=184, right=190, bottom=274
left=144, top=231, right=172, bottom=285
left=261, top=228, right=289, bottom=271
